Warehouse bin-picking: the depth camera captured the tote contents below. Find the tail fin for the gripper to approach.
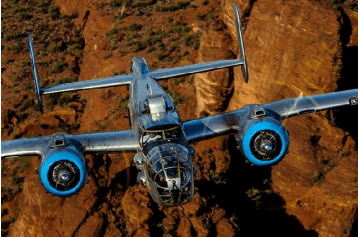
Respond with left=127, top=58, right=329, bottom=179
left=28, top=33, right=43, bottom=113
left=234, top=3, right=248, bottom=82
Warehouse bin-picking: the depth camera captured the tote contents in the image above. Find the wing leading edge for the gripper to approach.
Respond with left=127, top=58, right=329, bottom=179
left=183, top=89, right=358, bottom=143
left=1, top=130, right=140, bottom=158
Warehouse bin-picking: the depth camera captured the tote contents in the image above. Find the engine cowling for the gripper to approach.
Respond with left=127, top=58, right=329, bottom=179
left=237, top=108, right=289, bottom=166
left=40, top=146, right=87, bottom=196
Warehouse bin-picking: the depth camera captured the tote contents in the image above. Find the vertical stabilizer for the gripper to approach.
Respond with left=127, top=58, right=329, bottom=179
left=28, top=33, right=43, bottom=113
left=234, top=3, right=248, bottom=83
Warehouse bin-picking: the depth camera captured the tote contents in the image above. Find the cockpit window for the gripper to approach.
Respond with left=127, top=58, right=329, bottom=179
left=141, top=126, right=181, bottom=146
left=145, top=143, right=194, bottom=206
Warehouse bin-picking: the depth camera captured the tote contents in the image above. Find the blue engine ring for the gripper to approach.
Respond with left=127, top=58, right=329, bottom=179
left=40, top=150, right=87, bottom=196
left=242, top=121, right=289, bottom=166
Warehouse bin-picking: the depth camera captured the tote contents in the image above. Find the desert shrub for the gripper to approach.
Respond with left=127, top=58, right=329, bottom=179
left=10, top=175, right=24, bottom=186
left=52, top=59, right=66, bottom=73
left=67, top=36, right=85, bottom=57
left=126, top=23, right=142, bottom=31
left=48, top=3, right=60, bottom=19
left=111, top=0, right=132, bottom=8
left=2, top=30, right=21, bottom=41
left=19, top=98, right=34, bottom=111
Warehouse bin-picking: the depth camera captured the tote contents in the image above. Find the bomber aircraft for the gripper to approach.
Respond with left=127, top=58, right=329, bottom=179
left=1, top=3, right=358, bottom=207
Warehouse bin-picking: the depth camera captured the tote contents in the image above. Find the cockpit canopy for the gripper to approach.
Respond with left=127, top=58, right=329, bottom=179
left=144, top=143, right=194, bottom=206
left=141, top=125, right=181, bottom=146
left=139, top=94, right=177, bottom=124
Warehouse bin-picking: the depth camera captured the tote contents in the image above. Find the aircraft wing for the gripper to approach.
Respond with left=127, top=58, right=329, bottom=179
left=183, top=89, right=358, bottom=143
left=183, top=110, right=246, bottom=143
left=0, top=136, right=52, bottom=158
left=263, top=89, right=358, bottom=119
left=1, top=130, right=140, bottom=158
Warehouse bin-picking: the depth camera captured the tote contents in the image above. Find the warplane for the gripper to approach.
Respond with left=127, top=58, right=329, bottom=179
left=1, top=3, right=358, bottom=207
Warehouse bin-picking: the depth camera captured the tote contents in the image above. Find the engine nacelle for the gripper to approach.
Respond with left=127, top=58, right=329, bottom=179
left=39, top=136, right=87, bottom=196
left=237, top=107, right=289, bottom=166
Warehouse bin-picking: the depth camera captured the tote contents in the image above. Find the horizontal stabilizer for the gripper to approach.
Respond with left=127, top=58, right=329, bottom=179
left=41, top=74, right=133, bottom=95
left=149, top=3, right=248, bottom=82
left=27, top=33, right=133, bottom=113
left=149, top=59, right=245, bottom=79
left=26, top=2, right=248, bottom=113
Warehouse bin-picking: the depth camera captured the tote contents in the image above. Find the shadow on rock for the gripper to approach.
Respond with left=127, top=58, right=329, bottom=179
left=196, top=135, right=318, bottom=237
left=334, top=46, right=358, bottom=142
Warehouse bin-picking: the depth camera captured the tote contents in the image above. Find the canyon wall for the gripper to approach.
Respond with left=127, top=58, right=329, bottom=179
left=1, top=0, right=357, bottom=236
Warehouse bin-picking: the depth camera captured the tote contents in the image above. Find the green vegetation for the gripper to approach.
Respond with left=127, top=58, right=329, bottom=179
left=103, top=51, right=112, bottom=59
left=2, top=29, right=22, bottom=41
left=125, top=23, right=142, bottom=31
left=115, top=97, right=128, bottom=111
left=1, top=208, right=8, bottom=216
left=169, top=21, right=191, bottom=34
left=154, top=1, right=190, bottom=12
left=48, top=3, right=60, bottom=19
left=4, top=58, right=14, bottom=64
left=173, top=76, right=186, bottom=86
left=19, top=98, right=34, bottom=111
left=98, top=178, right=107, bottom=187
left=312, top=163, right=337, bottom=183
left=110, top=0, right=132, bottom=8
left=126, top=40, right=146, bottom=52
left=45, top=92, right=77, bottom=110
left=1, top=185, right=10, bottom=193
left=55, top=74, right=79, bottom=85
left=1, top=164, right=8, bottom=173
left=327, top=0, right=358, bottom=11
left=14, top=68, right=31, bottom=82
left=209, top=169, right=226, bottom=185
left=172, top=92, right=191, bottom=106
left=202, top=0, right=209, bottom=5
left=16, top=156, right=31, bottom=171
left=67, top=36, right=85, bottom=57
left=245, top=187, right=274, bottom=206
left=52, top=59, right=66, bottom=74
left=10, top=175, right=24, bottom=186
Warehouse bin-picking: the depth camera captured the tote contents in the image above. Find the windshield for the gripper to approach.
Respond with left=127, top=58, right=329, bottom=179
left=144, top=143, right=194, bottom=206
left=141, top=126, right=181, bottom=146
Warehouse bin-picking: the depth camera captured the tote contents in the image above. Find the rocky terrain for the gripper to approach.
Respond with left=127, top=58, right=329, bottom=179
left=1, top=0, right=358, bottom=236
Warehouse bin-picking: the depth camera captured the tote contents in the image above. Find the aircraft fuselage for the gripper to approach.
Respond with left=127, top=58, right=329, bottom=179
left=127, top=57, right=194, bottom=206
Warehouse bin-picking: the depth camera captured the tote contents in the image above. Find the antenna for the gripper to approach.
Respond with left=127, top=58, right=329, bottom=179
left=28, top=33, right=43, bottom=113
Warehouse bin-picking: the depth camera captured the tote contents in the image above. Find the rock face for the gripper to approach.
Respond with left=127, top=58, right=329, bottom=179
left=1, top=0, right=357, bottom=236
left=194, top=27, right=235, bottom=117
